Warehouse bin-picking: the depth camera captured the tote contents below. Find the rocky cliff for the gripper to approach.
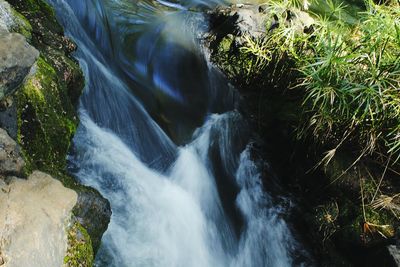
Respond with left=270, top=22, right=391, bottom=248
left=0, top=0, right=111, bottom=266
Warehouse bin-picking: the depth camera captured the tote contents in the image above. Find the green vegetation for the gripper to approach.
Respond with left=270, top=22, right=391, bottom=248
left=9, top=0, right=84, bottom=188
left=212, top=0, right=400, bottom=263
left=9, top=7, right=33, bottom=40
left=16, top=56, right=79, bottom=187
left=10, top=0, right=57, bottom=24
left=64, top=220, right=94, bottom=267
left=239, top=0, right=400, bottom=166
left=299, top=1, right=400, bottom=162
left=5, top=1, right=108, bottom=264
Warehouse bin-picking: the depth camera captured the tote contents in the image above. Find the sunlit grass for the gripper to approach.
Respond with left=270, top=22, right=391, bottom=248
left=241, top=0, right=400, bottom=164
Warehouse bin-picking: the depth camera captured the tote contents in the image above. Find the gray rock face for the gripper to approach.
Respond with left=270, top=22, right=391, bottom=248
left=0, top=128, right=24, bottom=177
left=0, top=32, right=39, bottom=100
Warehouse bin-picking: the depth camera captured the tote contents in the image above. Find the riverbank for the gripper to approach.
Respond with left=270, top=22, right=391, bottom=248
left=205, top=1, right=400, bottom=266
left=0, top=0, right=110, bottom=265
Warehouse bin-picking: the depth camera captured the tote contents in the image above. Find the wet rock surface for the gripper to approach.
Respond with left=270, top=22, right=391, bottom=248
left=211, top=4, right=268, bottom=38
left=73, top=188, right=112, bottom=253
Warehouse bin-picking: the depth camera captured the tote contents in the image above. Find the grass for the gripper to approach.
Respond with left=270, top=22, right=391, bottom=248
left=223, top=0, right=400, bottom=249
left=240, top=0, right=400, bottom=167
left=300, top=0, right=400, bottom=161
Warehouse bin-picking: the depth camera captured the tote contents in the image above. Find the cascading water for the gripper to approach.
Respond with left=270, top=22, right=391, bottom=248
left=47, top=0, right=311, bottom=266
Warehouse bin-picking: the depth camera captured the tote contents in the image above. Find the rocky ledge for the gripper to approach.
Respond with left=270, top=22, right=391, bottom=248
left=0, top=0, right=111, bottom=266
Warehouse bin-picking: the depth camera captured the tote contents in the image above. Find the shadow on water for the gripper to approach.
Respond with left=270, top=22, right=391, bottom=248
left=64, top=0, right=238, bottom=143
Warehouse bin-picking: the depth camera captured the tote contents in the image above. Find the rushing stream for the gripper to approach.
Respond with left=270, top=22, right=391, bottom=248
left=47, top=0, right=311, bottom=266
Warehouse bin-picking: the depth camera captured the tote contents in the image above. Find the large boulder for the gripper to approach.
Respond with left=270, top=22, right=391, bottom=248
left=0, top=171, right=77, bottom=267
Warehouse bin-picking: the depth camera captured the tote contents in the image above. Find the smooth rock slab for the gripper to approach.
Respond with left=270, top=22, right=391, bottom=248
left=0, top=33, right=39, bottom=100
left=0, top=171, right=78, bottom=267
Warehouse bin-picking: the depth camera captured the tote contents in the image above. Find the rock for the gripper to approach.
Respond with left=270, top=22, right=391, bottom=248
left=388, top=243, right=400, bottom=266
left=229, top=5, right=268, bottom=38
left=0, top=0, right=38, bottom=100
left=0, top=32, right=39, bottom=100
left=0, top=171, right=77, bottom=267
left=4, top=0, right=110, bottom=260
left=0, top=0, right=27, bottom=32
left=73, top=188, right=112, bottom=253
left=0, top=128, right=24, bottom=177
left=0, top=0, right=32, bottom=39
left=208, top=1, right=314, bottom=42
left=0, top=97, right=17, bottom=139
left=1, top=1, right=18, bottom=30
left=0, top=0, right=14, bottom=33
left=208, top=5, right=268, bottom=40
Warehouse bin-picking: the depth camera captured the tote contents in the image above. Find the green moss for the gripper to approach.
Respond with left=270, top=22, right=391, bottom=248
left=7, top=0, right=63, bottom=37
left=16, top=56, right=78, bottom=186
left=11, top=0, right=56, bottom=21
left=64, top=220, right=94, bottom=267
left=219, top=36, right=233, bottom=52
left=362, top=207, right=395, bottom=238
left=213, top=36, right=258, bottom=85
left=7, top=3, right=102, bottom=263
left=9, top=7, right=33, bottom=40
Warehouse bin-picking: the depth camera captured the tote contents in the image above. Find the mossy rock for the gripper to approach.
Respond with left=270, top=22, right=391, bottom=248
left=6, top=0, right=60, bottom=34
left=65, top=219, right=94, bottom=267
left=16, top=56, right=78, bottom=181
left=8, top=5, right=33, bottom=40
left=8, top=0, right=111, bottom=258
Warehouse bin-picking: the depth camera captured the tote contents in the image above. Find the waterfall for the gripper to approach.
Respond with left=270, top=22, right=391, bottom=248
left=47, top=0, right=311, bottom=266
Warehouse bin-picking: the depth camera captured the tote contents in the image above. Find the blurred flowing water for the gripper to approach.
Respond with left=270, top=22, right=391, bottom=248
left=47, top=0, right=311, bottom=266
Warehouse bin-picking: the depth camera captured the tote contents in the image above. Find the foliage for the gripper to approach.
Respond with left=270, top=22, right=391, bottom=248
left=241, top=0, right=400, bottom=165
left=299, top=0, right=400, bottom=162
left=226, top=0, right=400, bottom=249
